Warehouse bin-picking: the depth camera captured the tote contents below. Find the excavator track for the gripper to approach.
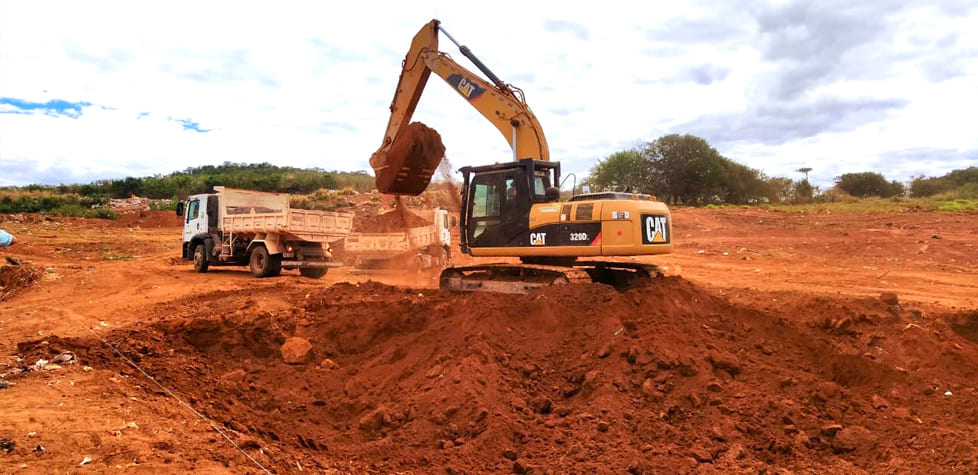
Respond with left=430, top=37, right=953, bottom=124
left=439, top=261, right=659, bottom=294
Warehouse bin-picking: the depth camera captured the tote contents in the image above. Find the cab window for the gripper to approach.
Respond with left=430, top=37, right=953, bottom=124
left=186, top=200, right=200, bottom=223
left=471, top=182, right=501, bottom=218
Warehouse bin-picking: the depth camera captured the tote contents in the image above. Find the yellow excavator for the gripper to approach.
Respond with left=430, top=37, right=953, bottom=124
left=370, top=19, right=672, bottom=293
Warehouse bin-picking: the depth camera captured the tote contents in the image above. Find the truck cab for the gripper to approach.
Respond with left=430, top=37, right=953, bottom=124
left=179, top=193, right=218, bottom=262
left=176, top=187, right=354, bottom=278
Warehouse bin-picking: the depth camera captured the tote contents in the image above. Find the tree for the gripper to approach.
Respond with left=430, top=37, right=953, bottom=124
left=835, top=172, right=904, bottom=198
left=584, top=149, right=654, bottom=194
left=910, top=167, right=978, bottom=197
left=644, top=134, right=727, bottom=205
left=793, top=179, right=816, bottom=203
left=795, top=167, right=812, bottom=181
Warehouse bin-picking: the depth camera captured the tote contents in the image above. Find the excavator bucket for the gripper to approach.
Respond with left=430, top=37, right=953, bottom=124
left=371, top=122, right=446, bottom=196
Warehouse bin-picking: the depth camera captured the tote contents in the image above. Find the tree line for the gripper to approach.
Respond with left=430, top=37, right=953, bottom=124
left=0, top=162, right=377, bottom=215
left=584, top=134, right=977, bottom=205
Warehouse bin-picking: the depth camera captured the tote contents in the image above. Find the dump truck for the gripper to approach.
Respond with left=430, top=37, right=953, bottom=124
left=341, top=208, right=452, bottom=271
left=177, top=186, right=354, bottom=278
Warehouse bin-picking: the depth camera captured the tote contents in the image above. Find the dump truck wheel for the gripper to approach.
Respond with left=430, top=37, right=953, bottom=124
left=193, top=244, right=209, bottom=273
left=300, top=267, right=328, bottom=279
left=250, top=246, right=281, bottom=278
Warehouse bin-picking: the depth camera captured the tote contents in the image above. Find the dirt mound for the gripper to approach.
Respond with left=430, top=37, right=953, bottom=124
left=354, top=207, right=432, bottom=233
left=110, top=209, right=182, bottom=228
left=0, top=263, right=43, bottom=302
left=32, top=279, right=978, bottom=473
left=370, top=122, right=445, bottom=196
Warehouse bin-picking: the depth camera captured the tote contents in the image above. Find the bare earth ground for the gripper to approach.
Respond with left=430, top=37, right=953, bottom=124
left=0, top=206, right=976, bottom=474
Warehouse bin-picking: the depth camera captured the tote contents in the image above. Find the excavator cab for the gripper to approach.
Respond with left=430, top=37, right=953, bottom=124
left=459, top=159, right=559, bottom=253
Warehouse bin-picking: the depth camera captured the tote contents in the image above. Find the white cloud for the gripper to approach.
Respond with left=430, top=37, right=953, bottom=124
left=1, top=0, right=976, bottom=188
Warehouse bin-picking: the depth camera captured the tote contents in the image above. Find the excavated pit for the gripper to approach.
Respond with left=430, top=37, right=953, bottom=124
left=371, top=122, right=446, bottom=196
left=19, top=278, right=978, bottom=473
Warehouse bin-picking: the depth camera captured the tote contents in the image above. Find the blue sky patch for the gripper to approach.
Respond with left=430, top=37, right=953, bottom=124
left=0, top=97, right=92, bottom=118
left=170, top=117, right=211, bottom=133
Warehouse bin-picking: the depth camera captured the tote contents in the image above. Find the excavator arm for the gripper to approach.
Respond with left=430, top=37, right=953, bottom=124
left=370, top=19, right=550, bottom=195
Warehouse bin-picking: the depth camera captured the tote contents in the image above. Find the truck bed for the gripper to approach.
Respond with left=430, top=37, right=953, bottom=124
left=223, top=209, right=354, bottom=242
left=215, top=187, right=354, bottom=242
left=344, top=225, right=439, bottom=257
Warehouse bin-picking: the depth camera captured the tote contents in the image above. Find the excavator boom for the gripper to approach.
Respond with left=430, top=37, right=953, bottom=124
left=370, top=19, right=549, bottom=195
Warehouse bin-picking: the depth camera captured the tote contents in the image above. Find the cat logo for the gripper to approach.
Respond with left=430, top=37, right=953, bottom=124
left=530, top=232, right=547, bottom=246
left=446, top=74, right=485, bottom=101
left=641, top=215, right=669, bottom=244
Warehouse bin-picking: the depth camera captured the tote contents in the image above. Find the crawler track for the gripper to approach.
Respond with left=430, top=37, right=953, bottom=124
left=439, top=261, right=660, bottom=293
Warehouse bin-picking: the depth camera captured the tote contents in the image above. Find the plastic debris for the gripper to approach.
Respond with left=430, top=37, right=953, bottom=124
left=52, top=352, right=76, bottom=364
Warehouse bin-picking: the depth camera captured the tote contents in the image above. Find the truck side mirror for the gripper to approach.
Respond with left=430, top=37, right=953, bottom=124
left=176, top=201, right=184, bottom=217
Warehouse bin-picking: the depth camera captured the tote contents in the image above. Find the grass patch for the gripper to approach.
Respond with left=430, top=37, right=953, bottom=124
left=0, top=189, right=115, bottom=218
left=101, top=247, right=133, bottom=260
left=936, top=199, right=978, bottom=212
left=765, top=197, right=978, bottom=213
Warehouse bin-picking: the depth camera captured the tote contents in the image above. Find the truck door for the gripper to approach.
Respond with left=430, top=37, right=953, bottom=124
left=438, top=210, right=451, bottom=247
left=182, top=197, right=208, bottom=243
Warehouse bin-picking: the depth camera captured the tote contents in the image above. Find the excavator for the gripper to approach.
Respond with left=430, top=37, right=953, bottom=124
left=370, top=19, right=672, bottom=293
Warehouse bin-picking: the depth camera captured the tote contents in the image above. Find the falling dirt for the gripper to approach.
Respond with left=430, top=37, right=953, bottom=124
left=354, top=205, right=432, bottom=233
left=1, top=205, right=976, bottom=473
left=371, top=122, right=446, bottom=196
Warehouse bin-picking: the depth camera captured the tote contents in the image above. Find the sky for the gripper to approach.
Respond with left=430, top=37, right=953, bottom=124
left=1, top=0, right=976, bottom=190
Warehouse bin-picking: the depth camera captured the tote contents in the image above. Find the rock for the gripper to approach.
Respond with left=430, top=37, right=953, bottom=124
left=596, top=421, right=610, bottom=432
left=627, top=346, right=640, bottom=364
left=879, top=292, right=900, bottom=306
left=871, top=394, right=889, bottom=409
left=892, top=407, right=912, bottom=420
left=440, top=439, right=453, bottom=450
left=280, top=337, right=313, bottom=364
left=707, top=352, right=742, bottom=377
left=358, top=405, right=392, bottom=432
left=794, top=431, right=812, bottom=449
left=597, top=343, right=613, bottom=358
left=582, top=370, right=601, bottom=392
left=831, top=426, right=876, bottom=453
left=813, top=381, right=843, bottom=402
left=677, top=356, right=698, bottom=376
left=820, top=424, right=844, bottom=437
left=530, top=395, right=552, bottom=414
left=219, top=368, right=247, bottom=387
left=319, top=358, right=339, bottom=370
left=691, top=448, right=714, bottom=463
left=502, top=449, right=518, bottom=460
left=931, top=234, right=942, bottom=240
left=513, top=459, right=530, bottom=474
left=706, top=381, right=724, bottom=393
left=635, top=350, right=655, bottom=366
